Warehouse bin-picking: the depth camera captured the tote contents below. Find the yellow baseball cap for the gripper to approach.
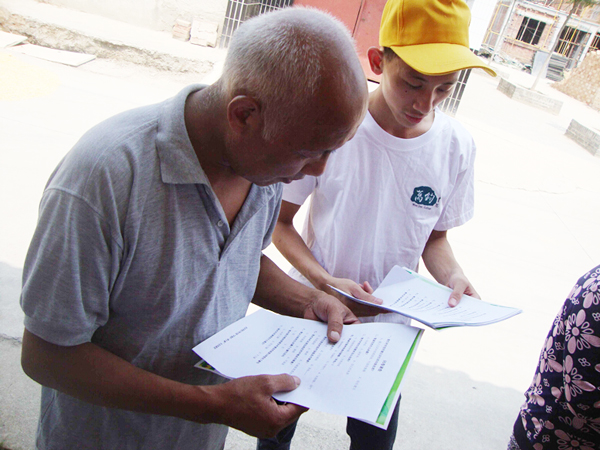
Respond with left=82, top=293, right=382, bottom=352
left=379, top=0, right=496, bottom=76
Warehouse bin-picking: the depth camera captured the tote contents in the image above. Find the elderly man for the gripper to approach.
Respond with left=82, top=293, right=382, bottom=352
left=19, top=7, right=367, bottom=450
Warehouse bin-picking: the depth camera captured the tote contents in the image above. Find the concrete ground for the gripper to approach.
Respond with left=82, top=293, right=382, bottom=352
left=1, top=1, right=600, bottom=449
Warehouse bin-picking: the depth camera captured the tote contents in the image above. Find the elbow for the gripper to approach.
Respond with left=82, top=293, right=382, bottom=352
left=20, top=329, right=50, bottom=385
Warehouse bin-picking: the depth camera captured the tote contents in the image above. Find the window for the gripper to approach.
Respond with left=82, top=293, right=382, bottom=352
left=555, top=26, right=587, bottom=58
left=218, top=0, right=295, bottom=48
left=516, top=17, right=546, bottom=45
left=590, top=33, right=600, bottom=52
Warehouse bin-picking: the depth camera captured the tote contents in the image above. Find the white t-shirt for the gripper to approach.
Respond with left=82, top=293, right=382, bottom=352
left=282, top=110, right=476, bottom=323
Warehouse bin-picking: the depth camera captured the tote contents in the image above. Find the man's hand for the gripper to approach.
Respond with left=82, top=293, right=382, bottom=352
left=302, top=290, right=361, bottom=343
left=322, top=277, right=385, bottom=318
left=446, top=270, right=480, bottom=307
left=208, top=374, right=306, bottom=439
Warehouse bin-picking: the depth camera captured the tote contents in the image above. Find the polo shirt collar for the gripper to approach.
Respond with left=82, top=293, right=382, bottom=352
left=156, top=84, right=210, bottom=185
left=155, top=84, right=280, bottom=201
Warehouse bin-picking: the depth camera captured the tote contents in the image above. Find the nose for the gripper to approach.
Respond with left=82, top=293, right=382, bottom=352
left=413, top=90, right=435, bottom=115
left=300, top=153, right=330, bottom=177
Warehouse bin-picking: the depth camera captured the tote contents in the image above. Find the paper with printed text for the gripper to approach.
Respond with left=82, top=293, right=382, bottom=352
left=192, top=309, right=422, bottom=429
left=329, top=266, right=522, bottom=329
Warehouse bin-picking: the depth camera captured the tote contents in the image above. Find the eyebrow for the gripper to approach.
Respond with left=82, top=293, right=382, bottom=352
left=410, top=74, right=457, bottom=85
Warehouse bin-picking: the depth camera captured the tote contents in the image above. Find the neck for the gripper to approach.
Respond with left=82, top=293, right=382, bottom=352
left=185, top=85, right=238, bottom=183
left=184, top=85, right=252, bottom=225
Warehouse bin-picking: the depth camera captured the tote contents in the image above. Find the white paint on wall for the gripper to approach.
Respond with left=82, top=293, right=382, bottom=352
left=468, top=0, right=500, bottom=51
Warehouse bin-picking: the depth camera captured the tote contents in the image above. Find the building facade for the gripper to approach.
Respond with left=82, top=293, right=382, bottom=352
left=484, top=0, right=600, bottom=75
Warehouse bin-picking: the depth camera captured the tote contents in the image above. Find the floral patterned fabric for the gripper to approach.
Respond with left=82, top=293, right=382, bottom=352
left=513, top=265, right=600, bottom=450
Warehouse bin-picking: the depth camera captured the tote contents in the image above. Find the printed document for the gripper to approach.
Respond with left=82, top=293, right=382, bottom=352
left=192, top=309, right=423, bottom=429
left=329, top=266, right=522, bottom=329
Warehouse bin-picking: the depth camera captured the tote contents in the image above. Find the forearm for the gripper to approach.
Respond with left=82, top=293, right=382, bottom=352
left=421, top=230, right=464, bottom=286
left=252, top=254, right=322, bottom=318
left=272, top=221, right=332, bottom=291
left=21, top=329, right=222, bottom=424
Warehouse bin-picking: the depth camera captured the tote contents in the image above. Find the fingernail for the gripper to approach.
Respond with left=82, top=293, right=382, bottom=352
left=330, top=331, right=340, bottom=341
left=449, top=298, right=458, bottom=307
left=293, top=376, right=301, bottom=387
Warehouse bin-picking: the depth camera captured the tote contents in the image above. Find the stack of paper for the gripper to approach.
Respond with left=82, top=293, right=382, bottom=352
left=193, top=309, right=423, bottom=429
left=330, top=266, right=522, bottom=329
left=192, top=266, right=522, bottom=427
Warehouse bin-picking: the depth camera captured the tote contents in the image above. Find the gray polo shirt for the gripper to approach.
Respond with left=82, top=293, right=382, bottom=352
left=21, top=85, right=282, bottom=450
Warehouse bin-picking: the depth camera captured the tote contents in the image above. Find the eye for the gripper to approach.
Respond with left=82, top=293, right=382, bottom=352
left=405, top=81, right=421, bottom=90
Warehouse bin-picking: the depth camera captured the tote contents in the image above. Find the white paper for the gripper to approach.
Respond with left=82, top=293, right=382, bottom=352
left=330, top=266, right=522, bottom=329
left=193, top=309, right=422, bottom=429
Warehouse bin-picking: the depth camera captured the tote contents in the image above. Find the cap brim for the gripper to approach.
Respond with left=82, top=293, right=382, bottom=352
left=391, top=43, right=497, bottom=77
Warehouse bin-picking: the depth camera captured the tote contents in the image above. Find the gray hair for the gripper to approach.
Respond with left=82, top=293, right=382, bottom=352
left=221, top=7, right=360, bottom=141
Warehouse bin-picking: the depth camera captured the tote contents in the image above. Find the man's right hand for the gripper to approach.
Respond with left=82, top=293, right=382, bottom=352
left=323, top=277, right=384, bottom=317
left=21, top=330, right=305, bottom=439
left=206, top=374, right=307, bottom=438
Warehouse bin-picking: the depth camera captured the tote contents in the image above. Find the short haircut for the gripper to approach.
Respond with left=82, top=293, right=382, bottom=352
left=383, top=47, right=398, bottom=62
left=221, top=7, right=359, bottom=141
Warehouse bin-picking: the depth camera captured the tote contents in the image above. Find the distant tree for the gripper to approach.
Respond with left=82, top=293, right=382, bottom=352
left=531, top=0, right=599, bottom=90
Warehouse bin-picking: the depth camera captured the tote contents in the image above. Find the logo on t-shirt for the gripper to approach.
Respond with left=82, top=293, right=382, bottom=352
left=411, top=186, right=438, bottom=209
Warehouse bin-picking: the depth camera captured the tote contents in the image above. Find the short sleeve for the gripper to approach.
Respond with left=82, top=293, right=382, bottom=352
left=434, top=138, right=476, bottom=231
left=282, top=176, right=317, bottom=206
left=20, top=189, right=122, bottom=346
left=262, top=185, right=283, bottom=250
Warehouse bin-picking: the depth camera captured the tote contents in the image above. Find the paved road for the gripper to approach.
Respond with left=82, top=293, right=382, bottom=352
left=1, top=34, right=600, bottom=450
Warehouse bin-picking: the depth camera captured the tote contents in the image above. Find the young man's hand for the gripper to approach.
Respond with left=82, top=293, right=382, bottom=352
left=446, top=270, right=480, bottom=307
left=322, top=277, right=385, bottom=318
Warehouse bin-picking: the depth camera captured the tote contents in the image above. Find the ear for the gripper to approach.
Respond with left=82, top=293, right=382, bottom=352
left=227, top=95, right=262, bottom=135
left=367, top=47, right=384, bottom=76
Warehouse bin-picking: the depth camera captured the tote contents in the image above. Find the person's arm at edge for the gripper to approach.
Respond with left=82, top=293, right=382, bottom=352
left=421, top=229, right=480, bottom=307
left=271, top=200, right=382, bottom=316
left=21, top=329, right=304, bottom=438
left=252, top=254, right=360, bottom=343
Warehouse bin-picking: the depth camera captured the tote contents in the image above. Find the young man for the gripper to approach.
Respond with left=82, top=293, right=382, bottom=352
left=258, top=0, right=496, bottom=449
left=19, top=8, right=368, bottom=450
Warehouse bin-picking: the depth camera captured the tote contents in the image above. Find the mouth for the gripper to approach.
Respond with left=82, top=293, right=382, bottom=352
left=405, top=113, right=424, bottom=124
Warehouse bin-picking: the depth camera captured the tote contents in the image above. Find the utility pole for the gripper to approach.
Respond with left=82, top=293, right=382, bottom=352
left=489, top=0, right=518, bottom=67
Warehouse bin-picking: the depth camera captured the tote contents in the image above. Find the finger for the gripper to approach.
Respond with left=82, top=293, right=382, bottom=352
left=448, top=285, right=464, bottom=307
left=343, top=313, right=362, bottom=325
left=325, top=306, right=345, bottom=343
left=276, top=403, right=308, bottom=430
left=278, top=403, right=308, bottom=416
left=468, top=286, right=481, bottom=299
left=350, top=285, right=382, bottom=305
left=362, top=281, right=374, bottom=294
left=267, top=374, right=301, bottom=394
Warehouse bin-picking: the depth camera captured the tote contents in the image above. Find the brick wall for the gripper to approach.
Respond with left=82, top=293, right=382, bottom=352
left=553, top=50, right=600, bottom=111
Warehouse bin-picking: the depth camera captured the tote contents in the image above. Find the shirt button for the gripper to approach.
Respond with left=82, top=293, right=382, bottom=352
left=217, top=220, right=224, bottom=227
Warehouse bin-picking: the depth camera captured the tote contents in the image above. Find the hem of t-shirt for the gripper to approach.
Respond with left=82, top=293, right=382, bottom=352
left=24, top=315, right=94, bottom=347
